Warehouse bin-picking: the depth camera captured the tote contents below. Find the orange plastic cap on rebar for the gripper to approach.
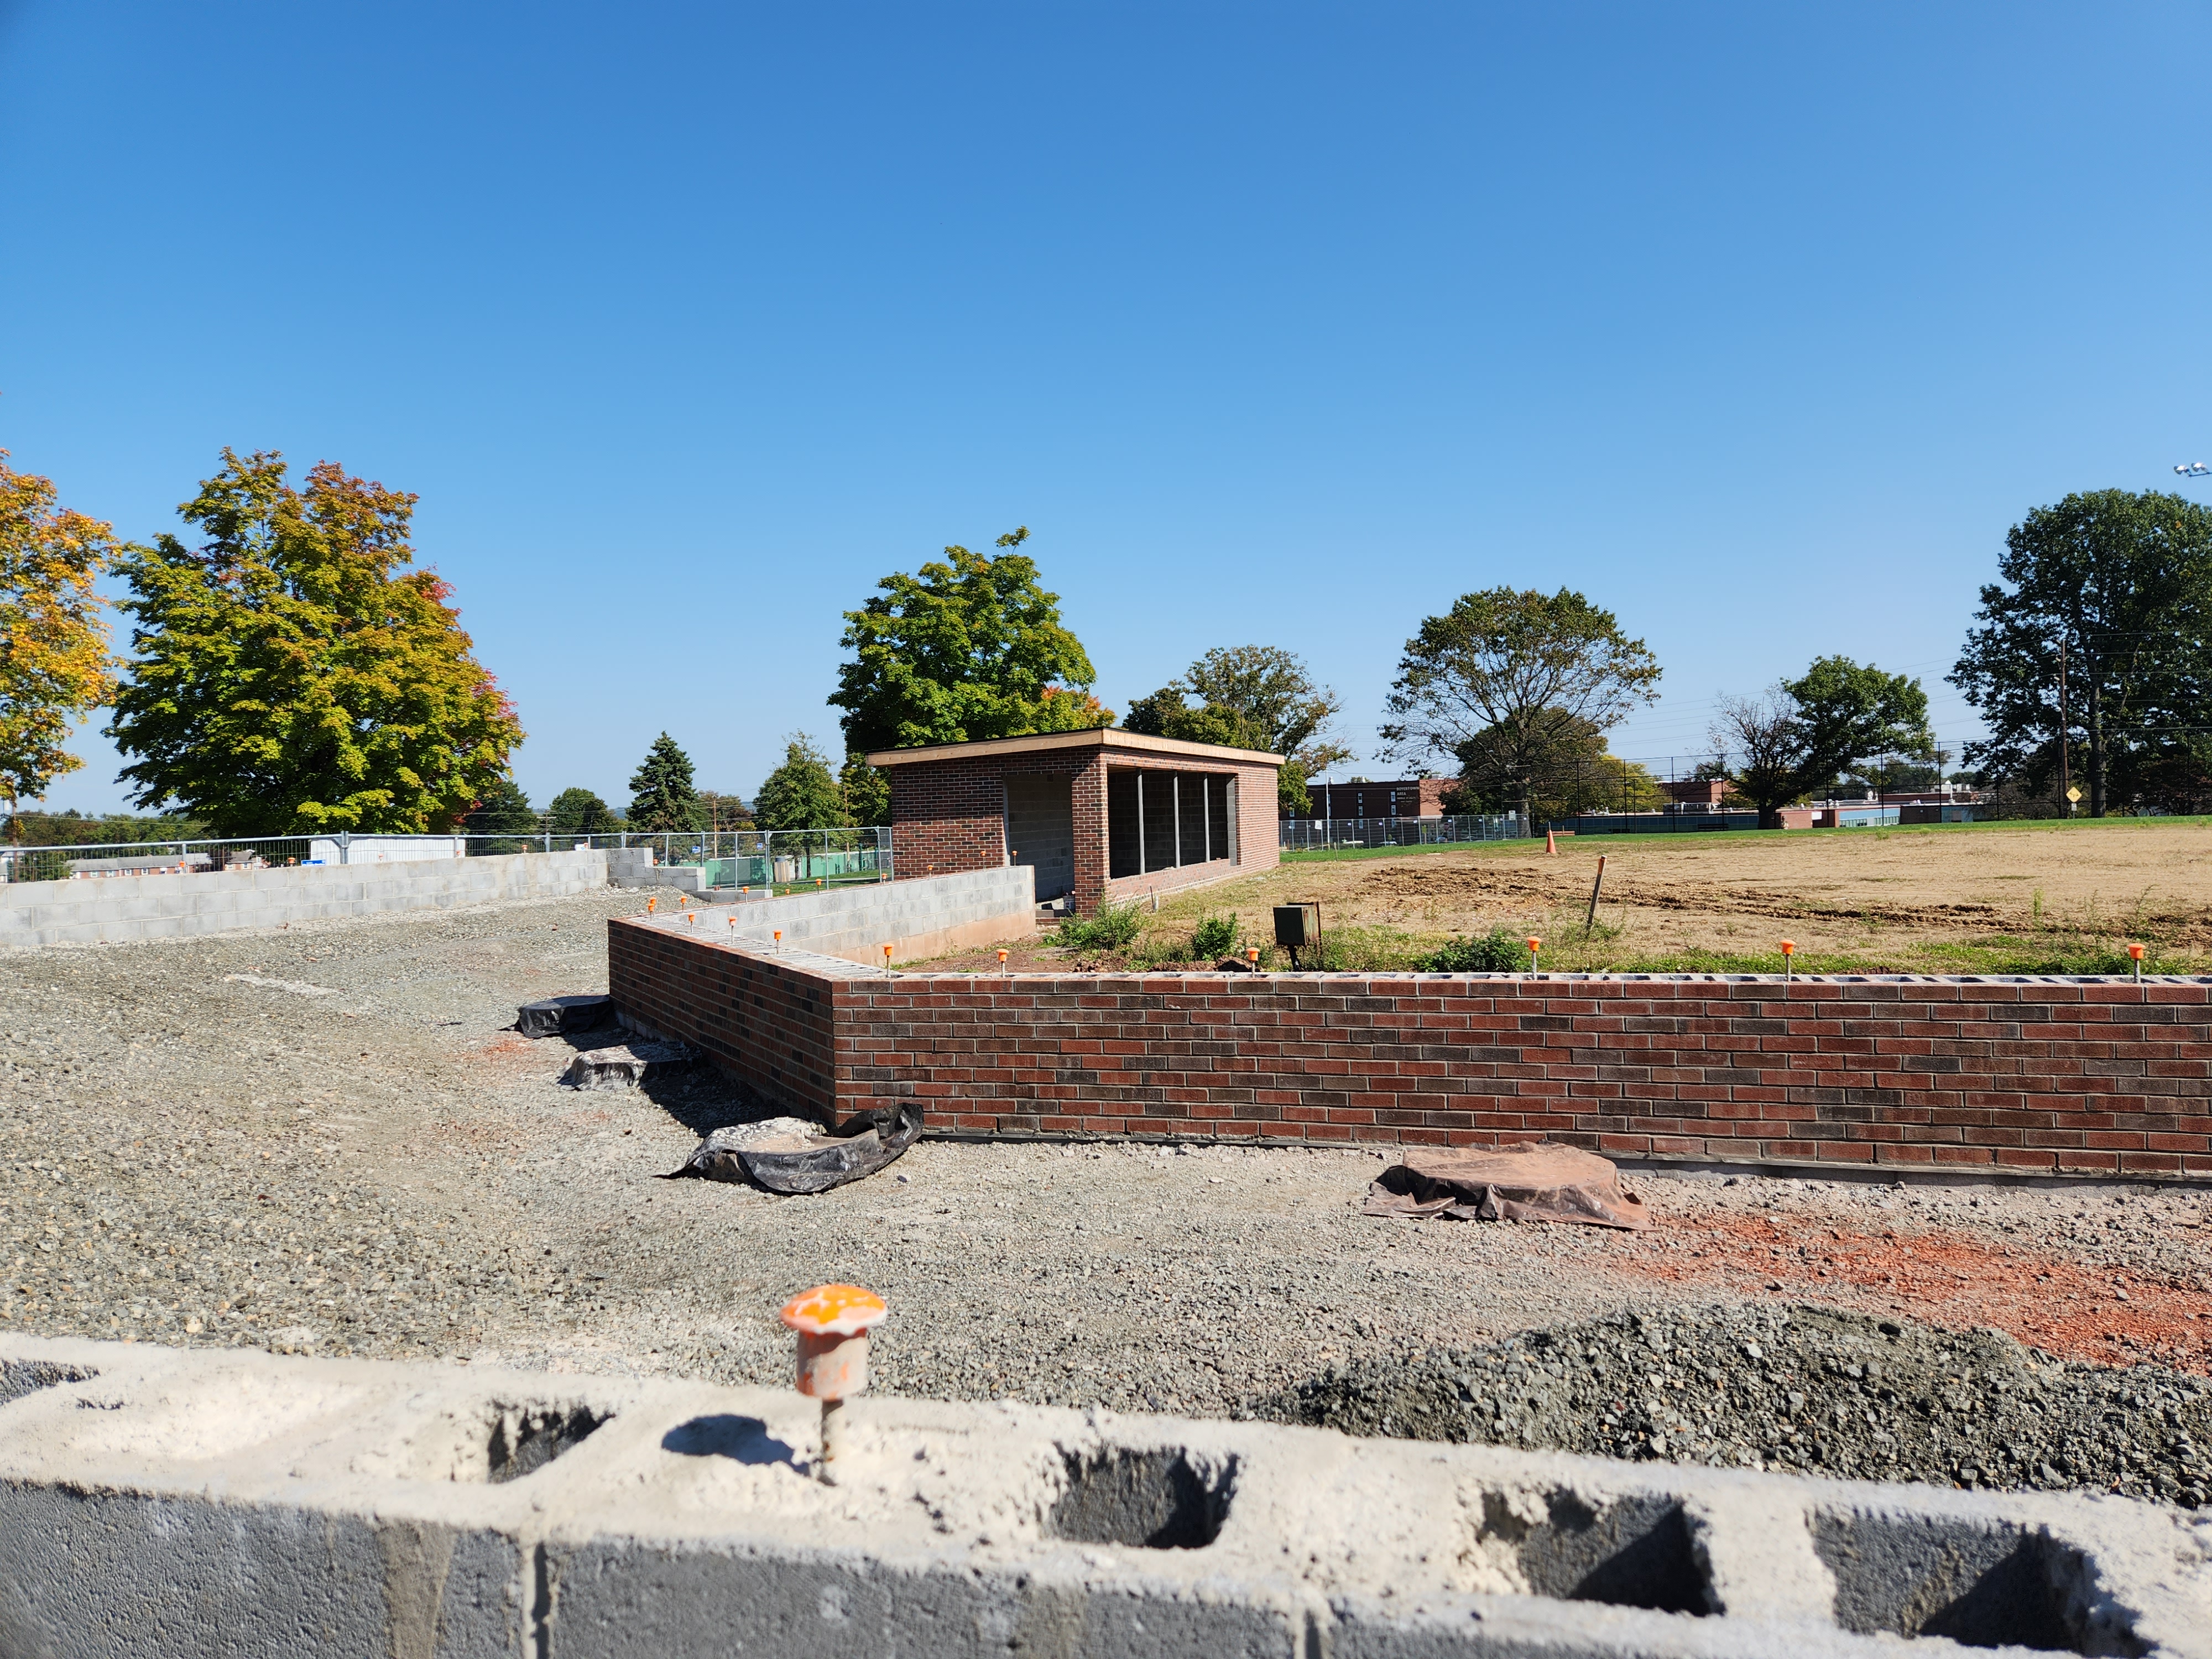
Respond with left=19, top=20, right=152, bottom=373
left=1525, top=936, right=1542, bottom=951
left=2129, top=943, right=2146, bottom=961
left=780, top=1284, right=889, bottom=1337
left=1780, top=940, right=1796, bottom=955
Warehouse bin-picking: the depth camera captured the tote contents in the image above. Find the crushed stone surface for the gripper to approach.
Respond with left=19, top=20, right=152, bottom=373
left=2, top=886, right=2210, bottom=1509
left=1258, top=1302, right=2212, bottom=1507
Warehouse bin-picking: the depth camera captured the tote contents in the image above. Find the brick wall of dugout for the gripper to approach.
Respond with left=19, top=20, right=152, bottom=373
left=609, top=919, right=2212, bottom=1177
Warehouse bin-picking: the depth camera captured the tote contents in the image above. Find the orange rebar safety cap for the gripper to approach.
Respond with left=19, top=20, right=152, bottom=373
left=780, top=1284, right=889, bottom=1337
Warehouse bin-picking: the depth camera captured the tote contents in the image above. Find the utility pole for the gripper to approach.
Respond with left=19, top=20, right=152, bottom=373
left=2058, top=634, right=2071, bottom=817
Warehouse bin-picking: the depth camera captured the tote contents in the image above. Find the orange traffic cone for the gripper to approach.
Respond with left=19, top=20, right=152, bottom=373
left=1544, top=828, right=1558, bottom=856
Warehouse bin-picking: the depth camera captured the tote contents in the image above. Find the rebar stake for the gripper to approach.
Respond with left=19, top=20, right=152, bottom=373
left=780, top=1284, right=888, bottom=1484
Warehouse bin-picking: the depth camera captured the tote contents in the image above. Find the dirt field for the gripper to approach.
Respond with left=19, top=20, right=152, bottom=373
left=926, top=818, right=2212, bottom=975
left=4, top=884, right=2211, bottom=1499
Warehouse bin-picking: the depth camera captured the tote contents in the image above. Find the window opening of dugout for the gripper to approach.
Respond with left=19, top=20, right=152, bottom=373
left=1107, top=770, right=1234, bottom=879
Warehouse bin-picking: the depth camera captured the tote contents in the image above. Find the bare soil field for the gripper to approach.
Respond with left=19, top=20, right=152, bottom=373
left=4, top=881, right=2211, bottom=1500
left=925, top=818, right=2212, bottom=975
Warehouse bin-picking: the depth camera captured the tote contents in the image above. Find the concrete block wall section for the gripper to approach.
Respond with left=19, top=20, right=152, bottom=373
left=607, top=924, right=2212, bottom=1175
left=0, top=851, right=610, bottom=948
left=607, top=850, right=711, bottom=896
left=1, top=1334, right=2203, bottom=1658
left=709, top=865, right=1034, bottom=964
left=613, top=868, right=1034, bottom=972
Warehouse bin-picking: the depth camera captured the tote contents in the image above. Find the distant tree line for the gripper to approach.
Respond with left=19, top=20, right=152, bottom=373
left=12, top=448, right=2208, bottom=849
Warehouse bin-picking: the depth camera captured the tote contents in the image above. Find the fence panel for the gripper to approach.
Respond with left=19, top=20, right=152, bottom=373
left=2, top=824, right=897, bottom=888
left=1277, top=815, right=1523, bottom=852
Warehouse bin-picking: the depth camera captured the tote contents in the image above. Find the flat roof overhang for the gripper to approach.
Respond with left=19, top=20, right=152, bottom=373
left=865, top=728, right=1282, bottom=769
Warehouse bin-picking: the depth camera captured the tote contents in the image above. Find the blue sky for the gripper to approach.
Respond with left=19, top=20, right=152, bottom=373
left=5, top=3, right=2208, bottom=813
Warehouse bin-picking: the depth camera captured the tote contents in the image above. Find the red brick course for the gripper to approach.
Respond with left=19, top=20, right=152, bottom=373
left=609, top=916, right=2212, bottom=1177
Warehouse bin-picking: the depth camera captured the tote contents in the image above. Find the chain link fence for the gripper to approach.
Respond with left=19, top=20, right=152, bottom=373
left=0, top=826, right=892, bottom=887
left=1277, top=814, right=1524, bottom=852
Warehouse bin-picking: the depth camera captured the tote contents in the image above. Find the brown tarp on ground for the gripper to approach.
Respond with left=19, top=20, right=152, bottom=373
left=1363, top=1141, right=1651, bottom=1230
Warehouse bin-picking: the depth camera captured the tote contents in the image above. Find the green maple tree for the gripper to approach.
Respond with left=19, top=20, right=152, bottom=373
left=108, top=450, right=522, bottom=836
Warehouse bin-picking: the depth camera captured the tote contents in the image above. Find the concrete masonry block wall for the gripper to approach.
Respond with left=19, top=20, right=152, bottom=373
left=0, top=851, right=609, bottom=948
left=713, top=865, right=1033, bottom=963
left=1, top=1333, right=2203, bottom=1659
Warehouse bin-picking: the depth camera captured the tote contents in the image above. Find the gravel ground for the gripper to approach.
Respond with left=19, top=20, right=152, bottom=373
left=3, top=886, right=2210, bottom=1506
left=1260, top=1303, right=2212, bottom=1507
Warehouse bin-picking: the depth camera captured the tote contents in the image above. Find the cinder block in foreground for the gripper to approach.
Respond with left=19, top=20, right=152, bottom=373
left=0, top=1337, right=2204, bottom=1658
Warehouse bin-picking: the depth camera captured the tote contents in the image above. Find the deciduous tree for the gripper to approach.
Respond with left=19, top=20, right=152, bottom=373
left=1, top=453, right=118, bottom=822
left=1181, top=645, right=1350, bottom=771
left=839, top=753, right=890, bottom=827
left=108, top=450, right=521, bottom=836
left=831, top=528, right=1112, bottom=750
left=546, top=786, right=620, bottom=835
left=1380, top=588, right=1661, bottom=825
left=627, top=732, right=704, bottom=833
left=1441, top=711, right=1665, bottom=822
left=1712, top=658, right=1933, bottom=827
left=1950, top=490, right=2212, bottom=816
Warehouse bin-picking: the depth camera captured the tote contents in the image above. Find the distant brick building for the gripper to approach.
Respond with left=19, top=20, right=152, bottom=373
left=1286, top=778, right=1453, bottom=820
left=867, top=729, right=1281, bottom=916
left=1662, top=779, right=1729, bottom=806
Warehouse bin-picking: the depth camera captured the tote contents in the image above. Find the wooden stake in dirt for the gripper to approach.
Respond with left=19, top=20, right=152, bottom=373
left=1584, top=855, right=1606, bottom=931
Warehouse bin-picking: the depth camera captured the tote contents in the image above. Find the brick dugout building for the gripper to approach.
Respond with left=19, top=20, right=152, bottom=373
left=867, top=729, right=1281, bottom=916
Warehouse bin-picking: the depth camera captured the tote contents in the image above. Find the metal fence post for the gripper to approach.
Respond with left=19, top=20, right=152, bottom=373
left=338, top=830, right=350, bottom=866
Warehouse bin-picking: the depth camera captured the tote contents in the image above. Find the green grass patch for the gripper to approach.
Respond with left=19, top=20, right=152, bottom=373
left=1277, top=814, right=2212, bottom=866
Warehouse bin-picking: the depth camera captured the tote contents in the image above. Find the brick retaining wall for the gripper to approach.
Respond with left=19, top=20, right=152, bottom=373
left=609, top=915, right=2212, bottom=1176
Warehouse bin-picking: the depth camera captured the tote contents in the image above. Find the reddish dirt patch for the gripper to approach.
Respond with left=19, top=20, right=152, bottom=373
left=1622, top=1213, right=2212, bottom=1372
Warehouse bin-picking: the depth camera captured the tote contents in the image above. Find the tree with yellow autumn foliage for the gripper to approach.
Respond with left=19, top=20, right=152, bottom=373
left=0, top=454, right=118, bottom=824
left=109, top=450, right=523, bottom=836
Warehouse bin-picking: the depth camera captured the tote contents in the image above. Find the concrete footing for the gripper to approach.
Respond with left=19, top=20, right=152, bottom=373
left=0, top=1335, right=2204, bottom=1657
left=560, top=1041, right=697, bottom=1090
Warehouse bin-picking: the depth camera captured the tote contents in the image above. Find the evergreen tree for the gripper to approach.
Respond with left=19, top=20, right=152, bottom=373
left=465, top=775, right=537, bottom=852
left=754, top=734, right=849, bottom=832
left=627, top=732, right=704, bottom=832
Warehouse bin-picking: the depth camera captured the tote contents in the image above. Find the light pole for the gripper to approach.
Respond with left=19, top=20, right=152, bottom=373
left=2176, top=462, right=2210, bottom=480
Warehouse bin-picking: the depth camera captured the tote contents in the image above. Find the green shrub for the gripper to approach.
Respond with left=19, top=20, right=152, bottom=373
left=1190, top=912, right=1239, bottom=958
left=1422, top=927, right=1526, bottom=973
left=1057, top=901, right=1144, bottom=951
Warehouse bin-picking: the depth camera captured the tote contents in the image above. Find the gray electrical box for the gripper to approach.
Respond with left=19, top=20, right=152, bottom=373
left=1273, top=905, right=1312, bottom=948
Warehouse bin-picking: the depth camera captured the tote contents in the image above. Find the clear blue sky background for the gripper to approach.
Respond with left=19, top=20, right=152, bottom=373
left=6, top=3, right=2207, bottom=815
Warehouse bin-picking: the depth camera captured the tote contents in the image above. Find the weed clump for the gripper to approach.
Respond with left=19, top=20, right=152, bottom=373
left=1421, top=927, right=1525, bottom=973
left=1057, top=901, right=1143, bottom=951
left=1190, top=913, right=1239, bottom=958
